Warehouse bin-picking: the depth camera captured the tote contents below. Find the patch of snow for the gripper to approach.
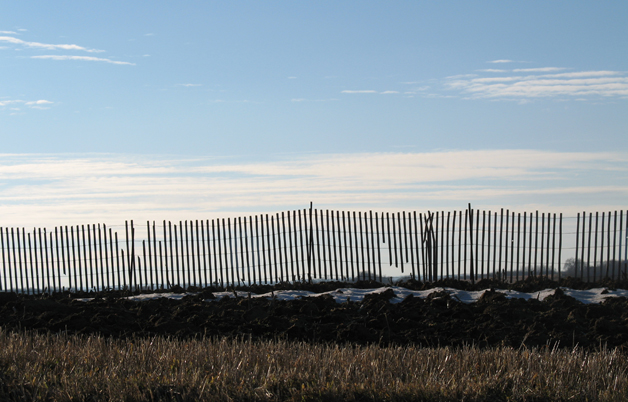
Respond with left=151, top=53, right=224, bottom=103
left=76, top=286, right=628, bottom=304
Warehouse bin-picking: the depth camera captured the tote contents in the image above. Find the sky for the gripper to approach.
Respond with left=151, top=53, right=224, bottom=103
left=1, top=1, right=627, bottom=228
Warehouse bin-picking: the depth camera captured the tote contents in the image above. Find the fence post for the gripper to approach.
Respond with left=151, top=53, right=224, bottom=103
left=86, top=225, right=93, bottom=291
left=333, top=211, right=339, bottom=280
left=223, top=218, right=230, bottom=287
left=607, top=211, right=611, bottom=278
left=255, top=216, right=264, bottom=284
left=392, top=212, right=398, bottom=269
left=468, top=204, right=474, bottom=284
left=186, top=220, right=193, bottom=288
left=147, top=221, right=153, bottom=289
left=594, top=212, right=599, bottom=282
left=79, top=225, right=86, bottom=292
left=516, top=213, right=521, bottom=282
left=504, top=210, right=510, bottom=281
left=551, top=213, right=556, bottom=280
left=307, top=203, right=313, bottom=281
left=320, top=212, right=327, bottom=279
left=130, top=221, right=136, bottom=291
left=575, top=213, right=580, bottom=278
left=115, top=232, right=122, bottom=290
left=475, top=210, right=480, bottom=281
left=387, top=212, right=392, bottom=269
left=0, top=228, right=5, bottom=292
left=125, top=221, right=130, bottom=290
left=587, top=213, right=592, bottom=282
left=612, top=211, right=618, bottom=279
left=55, top=227, right=61, bottom=291
left=442, top=211, right=446, bottom=279
left=352, top=211, right=359, bottom=281
left=298, top=210, right=304, bottom=282
left=499, top=209, right=504, bottom=279
left=534, top=212, right=539, bottom=278
left=581, top=212, right=586, bottom=280
left=481, top=211, right=485, bottom=280
left=249, top=216, right=256, bottom=284
left=27, top=232, right=33, bottom=294
left=558, top=213, right=563, bottom=281
left=341, top=210, right=348, bottom=280
left=450, top=211, right=456, bottom=280
left=403, top=211, right=409, bottom=274
left=510, top=212, right=515, bottom=282
left=377, top=212, right=383, bottom=281
left=70, top=226, right=77, bottom=292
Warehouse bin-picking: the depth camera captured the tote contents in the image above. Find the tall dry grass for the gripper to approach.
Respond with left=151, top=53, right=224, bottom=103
left=1, top=328, right=627, bottom=401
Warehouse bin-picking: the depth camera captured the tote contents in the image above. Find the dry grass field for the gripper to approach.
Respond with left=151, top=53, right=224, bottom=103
left=1, top=328, right=627, bottom=401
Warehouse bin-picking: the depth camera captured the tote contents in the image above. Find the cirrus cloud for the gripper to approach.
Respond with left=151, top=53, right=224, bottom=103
left=31, top=55, right=135, bottom=65
left=0, top=99, right=53, bottom=108
left=512, top=67, right=566, bottom=73
left=445, top=68, right=628, bottom=100
left=0, top=35, right=102, bottom=52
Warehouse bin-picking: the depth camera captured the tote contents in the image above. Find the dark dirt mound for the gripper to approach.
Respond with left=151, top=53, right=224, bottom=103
left=1, top=284, right=627, bottom=350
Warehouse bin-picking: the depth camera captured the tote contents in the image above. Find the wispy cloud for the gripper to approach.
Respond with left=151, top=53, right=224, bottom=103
left=178, top=84, right=202, bottom=87
left=445, top=68, right=628, bottom=100
left=0, top=35, right=102, bottom=52
left=25, top=100, right=53, bottom=105
left=31, top=55, right=135, bottom=65
left=0, top=99, right=53, bottom=108
left=0, top=31, right=17, bottom=34
left=0, top=151, right=626, bottom=227
left=477, top=69, right=507, bottom=73
left=488, top=59, right=514, bottom=63
left=341, top=90, right=378, bottom=94
left=380, top=91, right=399, bottom=94
left=547, top=71, right=620, bottom=78
left=0, top=100, right=21, bottom=106
left=512, top=67, right=566, bottom=73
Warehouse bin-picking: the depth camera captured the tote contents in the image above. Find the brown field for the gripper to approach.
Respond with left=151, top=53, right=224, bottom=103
left=1, top=328, right=627, bottom=402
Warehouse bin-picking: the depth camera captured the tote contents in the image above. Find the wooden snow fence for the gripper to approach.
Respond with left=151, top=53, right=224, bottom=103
left=1, top=205, right=627, bottom=294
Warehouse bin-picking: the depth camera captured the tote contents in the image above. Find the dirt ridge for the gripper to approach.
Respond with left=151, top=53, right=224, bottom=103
left=1, top=277, right=628, bottom=349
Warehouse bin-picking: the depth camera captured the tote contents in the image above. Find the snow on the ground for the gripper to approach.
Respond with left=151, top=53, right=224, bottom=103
left=118, top=286, right=628, bottom=305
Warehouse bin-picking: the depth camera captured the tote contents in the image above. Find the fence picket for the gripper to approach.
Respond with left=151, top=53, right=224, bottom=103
left=451, top=211, right=457, bottom=280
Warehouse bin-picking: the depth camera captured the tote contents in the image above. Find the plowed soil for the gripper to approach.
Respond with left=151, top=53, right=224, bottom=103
left=1, top=278, right=628, bottom=350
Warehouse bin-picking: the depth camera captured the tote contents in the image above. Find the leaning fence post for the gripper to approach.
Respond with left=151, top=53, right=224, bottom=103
left=125, top=221, right=131, bottom=290
left=131, top=221, right=136, bottom=291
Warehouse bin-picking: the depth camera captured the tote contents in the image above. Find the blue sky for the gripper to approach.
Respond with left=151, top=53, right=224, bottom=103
left=1, top=1, right=627, bottom=227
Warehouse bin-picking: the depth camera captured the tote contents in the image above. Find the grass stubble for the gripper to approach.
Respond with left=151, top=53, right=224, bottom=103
left=1, top=328, right=627, bottom=401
